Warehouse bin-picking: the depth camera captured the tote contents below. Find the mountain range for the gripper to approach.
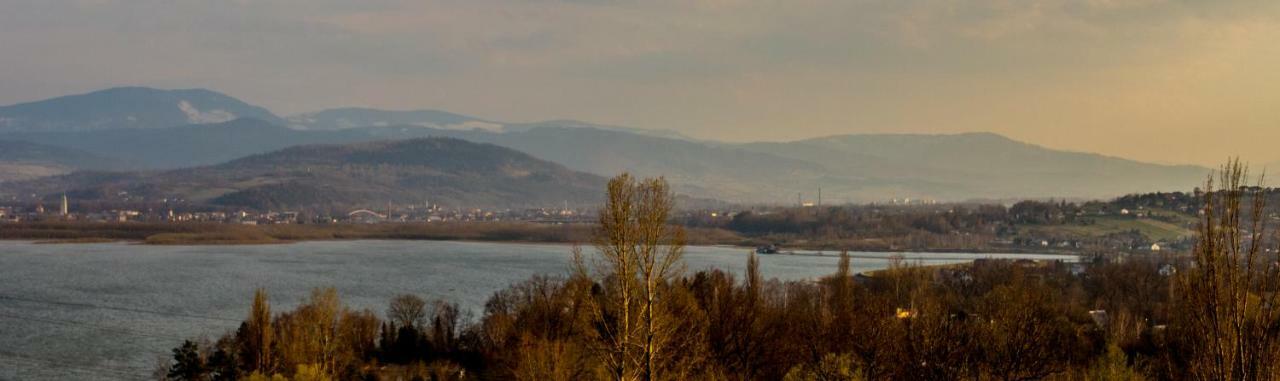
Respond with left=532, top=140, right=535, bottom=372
left=0, top=87, right=1214, bottom=207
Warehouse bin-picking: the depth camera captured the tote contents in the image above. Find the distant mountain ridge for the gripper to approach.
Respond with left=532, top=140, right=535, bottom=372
left=0, top=86, right=1212, bottom=203
left=287, top=107, right=494, bottom=131
left=0, top=87, right=282, bottom=132
left=286, top=106, right=696, bottom=140
left=5, top=138, right=604, bottom=210
left=738, top=132, right=1207, bottom=201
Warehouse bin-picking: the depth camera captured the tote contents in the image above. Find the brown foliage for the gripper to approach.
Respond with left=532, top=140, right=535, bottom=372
left=1168, top=160, right=1280, bottom=380
left=169, top=165, right=1280, bottom=381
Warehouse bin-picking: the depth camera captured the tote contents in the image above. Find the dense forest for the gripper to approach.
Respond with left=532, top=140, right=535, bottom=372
left=157, top=166, right=1280, bottom=380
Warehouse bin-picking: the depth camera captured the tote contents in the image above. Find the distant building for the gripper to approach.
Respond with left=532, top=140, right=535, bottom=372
left=60, top=194, right=69, bottom=216
left=1150, top=243, right=1162, bottom=252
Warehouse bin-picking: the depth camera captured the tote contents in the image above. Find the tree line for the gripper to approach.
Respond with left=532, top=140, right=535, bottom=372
left=703, top=194, right=1207, bottom=252
left=159, top=164, right=1280, bottom=380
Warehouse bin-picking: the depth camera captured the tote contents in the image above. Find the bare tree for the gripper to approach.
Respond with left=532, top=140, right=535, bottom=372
left=276, top=287, right=342, bottom=377
left=387, top=294, right=427, bottom=329
left=581, top=173, right=686, bottom=381
left=513, top=336, right=592, bottom=381
left=427, top=299, right=464, bottom=354
left=634, top=176, right=686, bottom=381
left=592, top=175, right=641, bottom=381
left=1175, top=160, right=1280, bottom=380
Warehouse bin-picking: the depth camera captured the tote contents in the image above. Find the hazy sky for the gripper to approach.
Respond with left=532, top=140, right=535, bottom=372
left=1, top=0, right=1278, bottom=166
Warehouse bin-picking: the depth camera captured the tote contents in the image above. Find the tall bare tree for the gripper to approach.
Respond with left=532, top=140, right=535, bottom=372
left=1175, top=160, right=1280, bottom=380
left=276, top=287, right=342, bottom=378
left=581, top=173, right=686, bottom=381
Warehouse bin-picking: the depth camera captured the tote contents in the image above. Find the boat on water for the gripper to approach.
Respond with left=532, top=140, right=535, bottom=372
left=756, top=244, right=780, bottom=254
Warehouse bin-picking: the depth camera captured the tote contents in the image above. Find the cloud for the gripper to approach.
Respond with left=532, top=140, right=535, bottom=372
left=178, top=101, right=236, bottom=124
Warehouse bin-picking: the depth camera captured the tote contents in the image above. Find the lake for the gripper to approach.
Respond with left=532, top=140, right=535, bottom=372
left=0, top=240, right=1076, bottom=380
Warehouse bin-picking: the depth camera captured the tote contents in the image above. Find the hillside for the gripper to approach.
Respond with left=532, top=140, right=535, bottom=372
left=0, top=119, right=344, bottom=168
left=329, top=128, right=1210, bottom=202
left=0, top=87, right=282, bottom=132
left=0, top=140, right=125, bottom=182
left=4, top=138, right=604, bottom=210
left=738, top=133, right=1209, bottom=201
left=0, top=121, right=1208, bottom=202
left=426, top=127, right=825, bottom=201
left=352, top=128, right=1208, bottom=202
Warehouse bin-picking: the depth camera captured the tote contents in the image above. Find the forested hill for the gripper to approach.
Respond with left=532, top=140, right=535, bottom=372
left=3, top=138, right=605, bottom=211
left=0, top=87, right=282, bottom=132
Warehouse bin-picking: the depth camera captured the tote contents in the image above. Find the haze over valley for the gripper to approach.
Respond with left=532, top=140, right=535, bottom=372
left=0, top=87, right=1209, bottom=207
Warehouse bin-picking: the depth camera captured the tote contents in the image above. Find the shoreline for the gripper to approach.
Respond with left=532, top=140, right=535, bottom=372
left=2, top=237, right=1079, bottom=259
left=0, top=221, right=1085, bottom=255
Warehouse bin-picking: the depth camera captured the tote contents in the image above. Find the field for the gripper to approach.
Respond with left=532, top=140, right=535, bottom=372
left=1027, top=214, right=1195, bottom=243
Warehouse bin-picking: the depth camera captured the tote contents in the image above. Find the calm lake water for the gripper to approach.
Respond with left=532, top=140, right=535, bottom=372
left=0, top=240, right=1076, bottom=380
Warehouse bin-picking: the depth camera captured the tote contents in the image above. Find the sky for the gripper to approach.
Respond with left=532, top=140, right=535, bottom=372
left=1, top=0, right=1278, bottom=167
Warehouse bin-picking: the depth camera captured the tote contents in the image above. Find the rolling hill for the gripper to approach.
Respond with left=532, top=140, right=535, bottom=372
left=737, top=133, right=1209, bottom=201
left=0, top=140, right=126, bottom=182
left=3, top=138, right=604, bottom=210
left=321, top=128, right=1210, bottom=202
left=0, top=87, right=282, bottom=132
left=0, top=118, right=341, bottom=168
left=0, top=120, right=1209, bottom=202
